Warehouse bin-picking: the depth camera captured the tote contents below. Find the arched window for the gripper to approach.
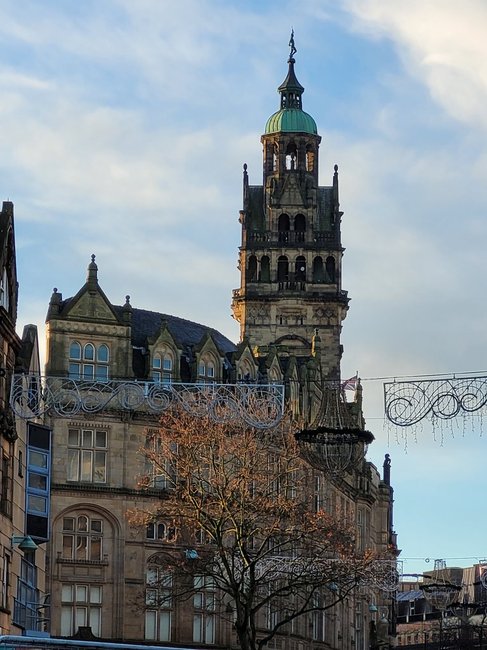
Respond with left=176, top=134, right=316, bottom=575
left=152, top=350, right=174, bottom=384
left=69, top=341, right=81, bottom=360
left=277, top=256, right=289, bottom=283
left=61, top=514, right=103, bottom=561
left=312, top=257, right=325, bottom=283
left=84, top=343, right=95, bottom=361
left=69, top=342, right=110, bottom=381
left=145, top=564, right=173, bottom=642
left=278, top=213, right=290, bottom=243
left=294, top=214, right=306, bottom=242
left=146, top=521, right=177, bottom=543
left=247, top=255, right=257, bottom=282
left=285, top=142, right=297, bottom=170
left=295, top=256, right=306, bottom=283
left=238, top=361, right=254, bottom=383
left=198, top=357, right=216, bottom=383
left=260, top=256, right=270, bottom=282
left=325, top=256, right=336, bottom=283
left=97, top=344, right=109, bottom=363
left=306, top=145, right=315, bottom=172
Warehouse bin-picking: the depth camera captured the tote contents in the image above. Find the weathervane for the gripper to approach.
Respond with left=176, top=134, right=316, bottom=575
left=289, top=29, right=297, bottom=60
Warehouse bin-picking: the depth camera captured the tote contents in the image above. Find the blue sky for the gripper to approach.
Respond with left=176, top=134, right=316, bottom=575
left=4, top=0, right=487, bottom=581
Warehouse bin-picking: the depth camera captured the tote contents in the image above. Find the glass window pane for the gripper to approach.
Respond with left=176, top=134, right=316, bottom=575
left=163, top=356, right=172, bottom=371
left=78, top=516, right=88, bottom=531
left=145, top=611, right=156, bottom=640
left=29, top=450, right=48, bottom=469
left=207, top=363, right=215, bottom=377
left=91, top=519, right=102, bottom=533
left=76, top=585, right=88, bottom=602
left=84, top=344, right=95, bottom=361
left=68, top=363, right=80, bottom=379
left=90, top=586, right=102, bottom=604
left=80, top=450, right=93, bottom=481
left=159, top=611, right=171, bottom=641
left=193, top=613, right=203, bottom=642
left=91, top=536, right=102, bottom=561
left=152, top=371, right=161, bottom=383
left=83, top=364, right=94, bottom=380
left=97, top=344, right=109, bottom=362
left=82, top=430, right=93, bottom=447
left=153, top=355, right=161, bottom=369
left=69, top=342, right=81, bottom=360
left=76, top=536, right=88, bottom=561
left=95, top=431, right=106, bottom=448
left=67, top=449, right=79, bottom=481
left=28, top=472, right=47, bottom=491
left=62, top=584, right=73, bottom=602
left=95, top=365, right=108, bottom=381
left=28, top=494, right=47, bottom=513
left=205, top=615, right=215, bottom=643
left=90, top=606, right=101, bottom=636
left=63, top=517, right=75, bottom=531
left=146, top=567, right=157, bottom=585
left=93, top=451, right=106, bottom=483
left=75, top=606, right=87, bottom=628
left=68, top=429, right=79, bottom=446
left=62, top=535, right=74, bottom=560
left=61, top=606, right=73, bottom=636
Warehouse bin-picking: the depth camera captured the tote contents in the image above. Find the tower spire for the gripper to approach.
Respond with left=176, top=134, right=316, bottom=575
left=278, top=31, right=304, bottom=110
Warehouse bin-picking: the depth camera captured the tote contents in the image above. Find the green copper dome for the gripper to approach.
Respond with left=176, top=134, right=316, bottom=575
left=265, top=108, right=317, bottom=135
left=265, top=34, right=318, bottom=136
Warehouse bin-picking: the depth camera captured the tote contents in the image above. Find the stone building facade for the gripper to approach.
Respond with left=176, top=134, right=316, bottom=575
left=0, top=201, right=47, bottom=636
left=8, top=45, right=398, bottom=650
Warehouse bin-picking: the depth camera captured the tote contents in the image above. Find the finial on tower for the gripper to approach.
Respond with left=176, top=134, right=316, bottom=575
left=288, top=29, right=297, bottom=62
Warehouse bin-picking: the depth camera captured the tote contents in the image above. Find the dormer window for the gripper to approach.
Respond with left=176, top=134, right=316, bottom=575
left=152, top=351, right=174, bottom=384
left=197, top=358, right=216, bottom=384
left=69, top=341, right=109, bottom=381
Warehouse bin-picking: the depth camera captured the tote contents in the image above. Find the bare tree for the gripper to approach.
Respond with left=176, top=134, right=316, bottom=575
left=130, top=408, right=378, bottom=650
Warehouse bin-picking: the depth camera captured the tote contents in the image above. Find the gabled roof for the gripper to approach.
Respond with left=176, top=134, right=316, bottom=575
left=114, top=306, right=236, bottom=356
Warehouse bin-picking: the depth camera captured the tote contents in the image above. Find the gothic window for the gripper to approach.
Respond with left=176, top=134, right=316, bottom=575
left=294, top=213, right=306, bottom=242
left=238, top=360, right=254, bottom=383
left=69, top=341, right=109, bottom=381
left=61, top=584, right=102, bottom=637
left=278, top=214, right=290, bottom=242
left=295, top=256, right=306, bottom=282
left=260, top=256, right=270, bottom=282
left=152, top=351, right=174, bottom=384
left=145, top=566, right=172, bottom=642
left=193, top=576, right=216, bottom=644
left=325, top=256, right=336, bottom=283
left=277, top=256, right=289, bottom=283
left=67, top=427, right=107, bottom=483
left=312, top=256, right=325, bottom=283
left=61, top=515, right=103, bottom=561
left=198, top=357, right=216, bottom=383
left=247, top=255, right=257, bottom=282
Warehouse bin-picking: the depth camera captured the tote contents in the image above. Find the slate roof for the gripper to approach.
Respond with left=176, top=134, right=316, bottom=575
left=113, top=306, right=237, bottom=356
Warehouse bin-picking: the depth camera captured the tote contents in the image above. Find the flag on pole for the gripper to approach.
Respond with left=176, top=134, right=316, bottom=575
left=341, top=373, right=358, bottom=391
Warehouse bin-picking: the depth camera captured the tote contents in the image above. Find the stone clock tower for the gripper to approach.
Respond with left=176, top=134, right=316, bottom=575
left=232, top=39, right=349, bottom=383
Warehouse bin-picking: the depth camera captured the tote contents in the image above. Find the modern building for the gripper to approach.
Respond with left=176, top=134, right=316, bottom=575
left=0, top=200, right=49, bottom=637
left=7, top=42, right=399, bottom=650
